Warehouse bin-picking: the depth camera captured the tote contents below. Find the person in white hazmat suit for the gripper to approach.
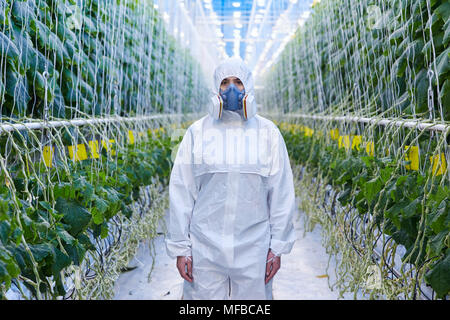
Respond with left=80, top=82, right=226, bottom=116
left=165, top=57, right=296, bottom=300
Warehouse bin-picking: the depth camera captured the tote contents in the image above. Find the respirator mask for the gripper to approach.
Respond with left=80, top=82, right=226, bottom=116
left=208, top=82, right=257, bottom=121
left=220, top=83, right=245, bottom=111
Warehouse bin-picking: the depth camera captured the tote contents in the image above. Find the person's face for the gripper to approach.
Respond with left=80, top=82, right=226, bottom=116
left=220, top=76, right=245, bottom=92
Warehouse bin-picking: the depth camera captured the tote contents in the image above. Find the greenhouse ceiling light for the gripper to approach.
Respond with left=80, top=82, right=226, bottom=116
left=232, top=2, right=241, bottom=7
left=233, top=11, right=241, bottom=18
left=234, top=40, right=240, bottom=57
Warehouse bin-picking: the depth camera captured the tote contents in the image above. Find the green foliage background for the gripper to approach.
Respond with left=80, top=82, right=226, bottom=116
left=0, top=0, right=209, bottom=120
left=0, top=0, right=207, bottom=299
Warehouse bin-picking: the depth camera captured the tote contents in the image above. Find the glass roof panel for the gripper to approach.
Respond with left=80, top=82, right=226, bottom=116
left=153, top=0, right=314, bottom=85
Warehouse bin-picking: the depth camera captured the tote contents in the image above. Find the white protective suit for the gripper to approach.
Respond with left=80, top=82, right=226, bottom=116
left=165, top=57, right=296, bottom=300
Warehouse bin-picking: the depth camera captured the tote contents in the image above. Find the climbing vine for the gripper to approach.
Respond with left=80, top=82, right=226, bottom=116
left=0, top=0, right=209, bottom=119
left=263, top=0, right=449, bottom=300
left=0, top=118, right=193, bottom=299
left=0, top=0, right=206, bottom=300
left=278, top=120, right=449, bottom=299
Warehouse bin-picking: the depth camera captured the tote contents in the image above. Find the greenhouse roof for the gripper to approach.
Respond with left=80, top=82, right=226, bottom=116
left=153, top=0, right=314, bottom=82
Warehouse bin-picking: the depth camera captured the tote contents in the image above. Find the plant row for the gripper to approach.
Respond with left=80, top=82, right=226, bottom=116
left=263, top=0, right=449, bottom=121
left=0, top=0, right=209, bottom=120
left=0, top=123, right=181, bottom=299
left=278, top=120, right=449, bottom=298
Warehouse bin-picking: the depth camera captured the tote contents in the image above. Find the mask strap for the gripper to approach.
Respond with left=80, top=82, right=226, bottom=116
left=243, top=95, right=248, bottom=120
left=217, top=94, right=223, bottom=119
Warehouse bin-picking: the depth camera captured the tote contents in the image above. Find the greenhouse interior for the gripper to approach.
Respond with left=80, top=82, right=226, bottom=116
left=0, top=0, right=449, bottom=301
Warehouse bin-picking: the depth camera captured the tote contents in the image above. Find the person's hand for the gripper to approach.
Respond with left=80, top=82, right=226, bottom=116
left=176, top=256, right=193, bottom=282
left=265, top=249, right=280, bottom=284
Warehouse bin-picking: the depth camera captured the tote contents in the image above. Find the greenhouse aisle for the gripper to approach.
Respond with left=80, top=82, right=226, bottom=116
left=113, top=198, right=357, bottom=300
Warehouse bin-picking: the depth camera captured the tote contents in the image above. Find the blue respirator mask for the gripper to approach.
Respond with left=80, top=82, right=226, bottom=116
left=220, top=83, right=245, bottom=111
left=208, top=81, right=257, bottom=121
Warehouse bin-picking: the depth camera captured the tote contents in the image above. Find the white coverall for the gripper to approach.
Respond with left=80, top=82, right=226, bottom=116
left=165, top=58, right=296, bottom=300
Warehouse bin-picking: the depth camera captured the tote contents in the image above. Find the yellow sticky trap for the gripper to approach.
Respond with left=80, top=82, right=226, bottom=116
left=430, top=153, right=447, bottom=176
left=88, top=140, right=100, bottom=159
left=68, top=144, right=88, bottom=161
left=109, top=139, right=116, bottom=156
left=138, top=131, right=144, bottom=138
left=128, top=130, right=135, bottom=144
left=405, top=146, right=419, bottom=171
left=304, top=127, right=314, bottom=137
left=330, top=128, right=339, bottom=140
left=366, top=141, right=374, bottom=156
left=43, top=146, right=54, bottom=168
left=352, top=135, right=362, bottom=150
left=101, top=139, right=116, bottom=156
left=338, top=135, right=351, bottom=150
left=315, top=274, right=329, bottom=279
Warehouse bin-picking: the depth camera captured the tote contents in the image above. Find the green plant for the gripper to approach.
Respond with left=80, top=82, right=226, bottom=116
left=278, top=120, right=449, bottom=299
left=0, top=0, right=209, bottom=120
left=0, top=119, right=191, bottom=299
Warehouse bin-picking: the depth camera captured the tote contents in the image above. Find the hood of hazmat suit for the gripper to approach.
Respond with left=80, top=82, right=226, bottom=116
left=208, top=57, right=258, bottom=121
left=165, top=57, right=296, bottom=300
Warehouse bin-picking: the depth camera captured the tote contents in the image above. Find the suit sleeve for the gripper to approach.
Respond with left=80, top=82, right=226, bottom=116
left=267, top=128, right=296, bottom=256
left=165, top=128, right=197, bottom=259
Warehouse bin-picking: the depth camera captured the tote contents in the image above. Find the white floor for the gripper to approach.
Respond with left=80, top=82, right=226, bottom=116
left=113, top=200, right=356, bottom=300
